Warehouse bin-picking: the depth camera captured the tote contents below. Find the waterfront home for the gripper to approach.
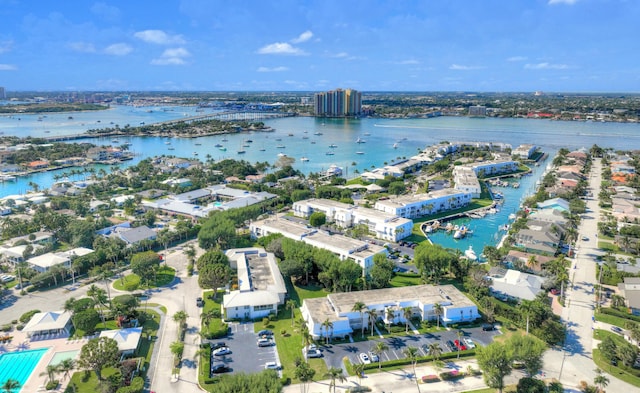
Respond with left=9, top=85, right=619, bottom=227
left=161, top=178, right=192, bottom=187
left=89, top=200, right=109, bottom=212
left=373, top=189, right=472, bottom=219
left=111, top=194, right=135, bottom=207
left=292, top=198, right=413, bottom=241
left=27, top=247, right=93, bottom=273
left=300, top=284, right=479, bottom=340
left=26, top=160, right=49, bottom=170
left=504, top=250, right=554, bottom=273
left=513, top=144, right=538, bottom=159
left=618, top=277, right=640, bottom=316
left=537, top=197, right=570, bottom=212
left=514, top=220, right=563, bottom=255
left=488, top=268, right=546, bottom=301
left=453, top=167, right=481, bottom=197
left=250, top=217, right=387, bottom=272
left=222, top=248, right=286, bottom=320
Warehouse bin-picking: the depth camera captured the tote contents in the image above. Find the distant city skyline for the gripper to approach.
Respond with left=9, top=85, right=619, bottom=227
left=0, top=0, right=639, bottom=92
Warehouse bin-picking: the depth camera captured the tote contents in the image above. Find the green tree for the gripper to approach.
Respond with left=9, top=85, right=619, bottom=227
left=173, top=310, right=188, bottom=326
left=198, top=215, right=237, bottom=250
left=73, top=309, right=101, bottom=335
left=39, top=364, right=60, bottom=384
left=403, top=346, right=421, bottom=393
left=309, top=211, right=327, bottom=227
left=286, top=299, right=297, bottom=327
left=388, top=181, right=406, bottom=196
left=324, top=367, right=346, bottom=393
left=372, top=341, right=389, bottom=370
left=77, top=337, right=119, bottom=380
left=1, top=379, right=19, bottom=393
left=428, top=342, right=442, bottom=363
left=477, top=342, right=512, bottom=393
left=195, top=250, right=229, bottom=271
left=170, top=341, right=185, bottom=359
left=198, top=263, right=231, bottom=295
left=352, top=362, right=365, bottom=385
left=507, top=335, right=546, bottom=377
left=57, top=358, right=75, bottom=381
left=352, top=301, right=367, bottom=337
left=294, top=361, right=316, bottom=393
left=433, top=303, right=443, bottom=328
left=593, top=368, right=609, bottom=393
left=516, top=377, right=546, bottom=393
left=369, top=253, right=395, bottom=289
left=403, top=306, right=413, bottom=333
left=130, top=251, right=161, bottom=286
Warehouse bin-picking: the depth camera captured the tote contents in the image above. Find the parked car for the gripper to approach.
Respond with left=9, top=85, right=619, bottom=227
left=611, top=326, right=624, bottom=334
left=482, top=323, right=494, bottom=331
left=211, top=342, right=226, bottom=350
left=257, top=338, right=273, bottom=347
left=463, top=338, right=476, bottom=349
left=369, top=352, right=379, bottom=362
left=582, top=236, right=589, bottom=241
left=196, top=297, right=204, bottom=307
left=258, top=329, right=274, bottom=337
left=265, top=362, right=280, bottom=370
left=0, top=274, right=14, bottom=283
left=213, top=347, right=231, bottom=356
left=446, top=340, right=456, bottom=351
left=421, top=344, right=430, bottom=354
left=211, top=364, right=231, bottom=374
left=359, top=353, right=371, bottom=364
left=454, top=340, right=467, bottom=351
left=305, top=349, right=323, bottom=358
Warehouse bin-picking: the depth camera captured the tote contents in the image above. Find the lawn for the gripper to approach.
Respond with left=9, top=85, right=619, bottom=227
left=592, top=348, right=640, bottom=388
left=594, top=311, right=632, bottom=328
left=112, top=266, right=175, bottom=291
left=66, top=367, right=120, bottom=393
left=390, top=272, right=422, bottom=287
left=202, top=290, right=228, bottom=339
left=258, top=307, right=328, bottom=383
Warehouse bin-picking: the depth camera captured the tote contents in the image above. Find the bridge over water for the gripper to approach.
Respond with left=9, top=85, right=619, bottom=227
left=41, top=110, right=297, bottom=141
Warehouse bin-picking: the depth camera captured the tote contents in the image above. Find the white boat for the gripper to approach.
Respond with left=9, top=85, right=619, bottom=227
left=165, top=141, right=171, bottom=145
left=364, top=132, right=371, bottom=136
left=277, top=153, right=287, bottom=157
left=193, top=151, right=199, bottom=156
left=464, top=246, right=477, bottom=261
left=425, top=225, right=433, bottom=233
left=276, top=145, right=286, bottom=149
left=300, top=157, right=309, bottom=162
left=453, top=230, right=462, bottom=239
left=325, top=151, right=334, bottom=155
left=508, top=213, right=517, bottom=220
left=314, top=131, right=323, bottom=136
left=329, top=144, right=338, bottom=148
left=356, top=151, right=365, bottom=155
left=356, top=137, right=366, bottom=144
left=393, top=143, right=398, bottom=149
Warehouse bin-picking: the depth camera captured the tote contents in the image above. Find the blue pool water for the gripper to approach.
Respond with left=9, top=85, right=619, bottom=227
left=0, top=348, right=49, bottom=392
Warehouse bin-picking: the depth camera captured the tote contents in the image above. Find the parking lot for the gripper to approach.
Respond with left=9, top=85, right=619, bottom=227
left=320, top=326, right=501, bottom=369
left=209, top=322, right=280, bottom=375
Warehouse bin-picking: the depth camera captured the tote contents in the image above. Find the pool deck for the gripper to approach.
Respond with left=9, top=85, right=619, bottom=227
left=1, top=329, right=89, bottom=392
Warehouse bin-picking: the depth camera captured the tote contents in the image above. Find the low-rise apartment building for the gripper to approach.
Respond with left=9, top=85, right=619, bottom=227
left=373, top=189, right=472, bottom=219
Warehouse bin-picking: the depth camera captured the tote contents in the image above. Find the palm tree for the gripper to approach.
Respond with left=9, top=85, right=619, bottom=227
left=351, top=301, right=367, bottom=337
left=366, top=309, right=377, bottom=337
left=87, top=285, right=108, bottom=326
left=352, top=362, right=365, bottom=385
left=520, top=300, right=535, bottom=334
left=40, top=364, right=60, bottom=384
left=321, top=318, right=333, bottom=344
left=433, top=303, right=443, bottom=328
left=173, top=310, right=188, bottom=327
left=287, top=300, right=297, bottom=328
left=456, top=330, right=464, bottom=359
left=593, top=368, right=609, bottom=393
left=385, top=308, right=395, bottom=333
left=57, top=359, right=75, bottom=380
left=428, top=342, right=442, bottom=364
left=403, top=306, right=413, bottom=333
left=324, top=367, right=346, bottom=393
left=403, top=346, right=421, bottom=393
left=372, top=341, right=389, bottom=370
left=1, top=379, right=20, bottom=393
left=201, top=310, right=215, bottom=327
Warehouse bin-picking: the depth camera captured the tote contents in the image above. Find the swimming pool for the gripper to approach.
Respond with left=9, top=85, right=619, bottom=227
left=48, top=349, right=79, bottom=366
left=0, top=348, right=49, bottom=391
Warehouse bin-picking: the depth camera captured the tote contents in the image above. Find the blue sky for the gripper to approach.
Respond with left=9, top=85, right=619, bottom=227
left=0, top=0, right=638, bottom=92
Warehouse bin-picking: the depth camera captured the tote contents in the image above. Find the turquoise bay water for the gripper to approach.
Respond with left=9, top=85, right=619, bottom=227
left=1, top=109, right=639, bottom=252
left=0, top=348, right=49, bottom=391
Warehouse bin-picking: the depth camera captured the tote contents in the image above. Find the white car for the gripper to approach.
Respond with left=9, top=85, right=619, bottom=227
left=463, top=338, right=476, bottom=349
left=306, top=349, right=323, bottom=358
left=369, top=352, right=379, bottom=362
left=213, top=347, right=231, bottom=356
left=359, top=353, right=371, bottom=364
left=265, top=362, right=280, bottom=370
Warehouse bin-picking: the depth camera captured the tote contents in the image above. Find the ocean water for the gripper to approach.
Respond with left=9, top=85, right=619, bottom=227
left=0, top=110, right=638, bottom=251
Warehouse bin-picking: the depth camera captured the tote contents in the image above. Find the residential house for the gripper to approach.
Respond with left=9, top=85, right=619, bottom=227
left=487, top=268, right=546, bottom=301
left=374, top=189, right=472, bottom=219
left=618, top=277, right=640, bottom=316
left=99, top=327, right=142, bottom=357
left=117, top=226, right=157, bottom=245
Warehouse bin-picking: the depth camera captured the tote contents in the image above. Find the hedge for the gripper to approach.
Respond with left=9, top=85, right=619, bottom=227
left=19, top=309, right=40, bottom=323
left=440, top=370, right=465, bottom=380
left=600, top=307, right=640, bottom=323
left=115, top=376, right=144, bottom=393
left=361, top=349, right=476, bottom=371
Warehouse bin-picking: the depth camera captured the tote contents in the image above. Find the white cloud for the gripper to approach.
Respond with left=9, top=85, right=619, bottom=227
left=151, top=47, right=191, bottom=65
left=524, top=62, right=569, bottom=70
left=396, top=59, right=420, bottom=65
left=331, top=52, right=349, bottom=58
left=449, top=64, right=483, bottom=70
left=257, top=66, right=289, bottom=72
left=257, top=42, right=307, bottom=55
left=0, top=64, right=17, bottom=71
left=291, top=30, right=313, bottom=44
left=91, top=2, right=121, bottom=21
left=134, top=30, right=186, bottom=45
left=69, top=42, right=96, bottom=53
left=103, top=43, right=133, bottom=56
left=548, top=0, right=579, bottom=5
left=507, top=56, right=527, bottom=62
left=0, top=40, right=14, bottom=54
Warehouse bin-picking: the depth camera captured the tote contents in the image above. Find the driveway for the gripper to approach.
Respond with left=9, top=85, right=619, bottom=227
left=322, top=327, right=500, bottom=368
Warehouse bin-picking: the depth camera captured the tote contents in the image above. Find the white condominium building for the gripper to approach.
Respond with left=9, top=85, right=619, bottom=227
left=292, top=198, right=413, bottom=241
left=373, top=189, right=472, bottom=219
left=249, top=217, right=387, bottom=272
